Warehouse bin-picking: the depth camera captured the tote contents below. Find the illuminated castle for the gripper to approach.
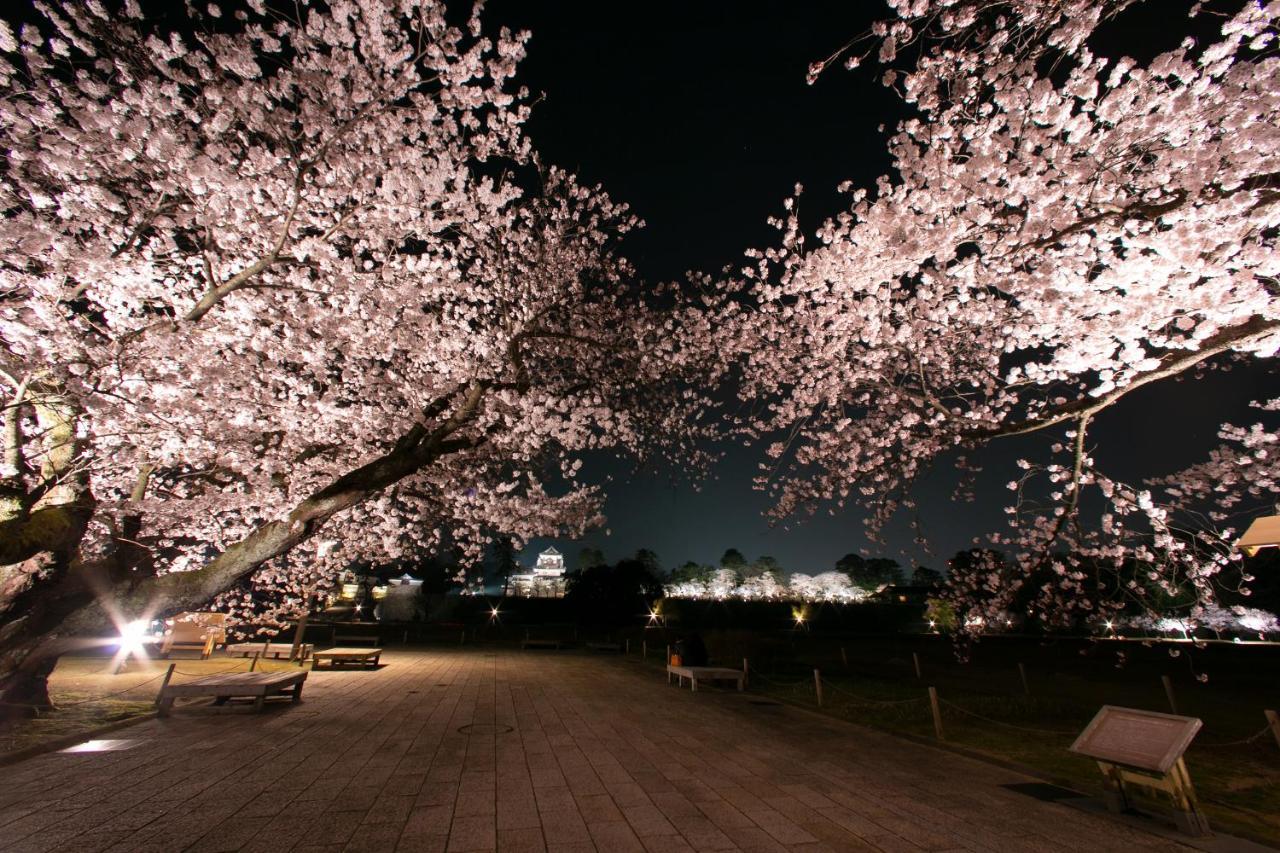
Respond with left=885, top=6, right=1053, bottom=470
left=506, top=546, right=567, bottom=597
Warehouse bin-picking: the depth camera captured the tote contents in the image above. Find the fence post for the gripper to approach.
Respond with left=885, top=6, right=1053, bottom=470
left=249, top=651, right=260, bottom=672
left=1265, top=710, right=1280, bottom=751
left=154, top=663, right=176, bottom=707
left=913, top=652, right=922, bottom=679
left=1162, top=675, right=1179, bottom=715
left=928, top=686, right=945, bottom=740
left=625, top=639, right=630, bottom=655
left=460, top=629, right=466, bottom=645
left=642, top=640, right=647, bottom=659
left=666, top=644, right=671, bottom=665
left=840, top=646, right=848, bottom=668
left=743, top=657, right=750, bottom=688
left=1018, top=662, right=1030, bottom=696
left=814, top=669, right=824, bottom=708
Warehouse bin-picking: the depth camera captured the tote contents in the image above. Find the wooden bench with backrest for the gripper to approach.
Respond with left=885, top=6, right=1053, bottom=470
left=160, top=612, right=227, bottom=659
left=225, top=641, right=313, bottom=662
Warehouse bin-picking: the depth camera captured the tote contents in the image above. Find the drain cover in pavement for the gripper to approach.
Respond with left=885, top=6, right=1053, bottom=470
left=60, top=739, right=139, bottom=753
left=1001, top=782, right=1085, bottom=801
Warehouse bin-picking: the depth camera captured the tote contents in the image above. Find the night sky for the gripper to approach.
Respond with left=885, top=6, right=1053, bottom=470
left=475, top=1, right=1279, bottom=576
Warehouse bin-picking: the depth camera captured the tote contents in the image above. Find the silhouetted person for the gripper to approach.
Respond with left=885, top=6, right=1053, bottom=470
left=683, top=632, right=708, bottom=667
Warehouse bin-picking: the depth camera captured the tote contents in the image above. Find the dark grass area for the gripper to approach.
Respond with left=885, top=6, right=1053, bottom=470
left=621, top=628, right=1280, bottom=846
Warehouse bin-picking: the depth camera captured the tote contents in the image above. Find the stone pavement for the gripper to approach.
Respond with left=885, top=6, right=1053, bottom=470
left=0, top=649, right=1195, bottom=852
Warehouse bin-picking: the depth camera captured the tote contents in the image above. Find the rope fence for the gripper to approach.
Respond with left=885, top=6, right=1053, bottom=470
left=742, top=657, right=1280, bottom=757
left=820, top=679, right=927, bottom=707
left=935, top=697, right=1079, bottom=735
left=0, top=670, right=167, bottom=712
left=1195, top=724, right=1275, bottom=749
left=0, top=657, right=277, bottom=715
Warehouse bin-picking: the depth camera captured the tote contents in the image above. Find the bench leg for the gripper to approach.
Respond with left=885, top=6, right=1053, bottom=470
left=292, top=682, right=305, bottom=703
left=253, top=695, right=266, bottom=712
left=692, top=678, right=698, bottom=692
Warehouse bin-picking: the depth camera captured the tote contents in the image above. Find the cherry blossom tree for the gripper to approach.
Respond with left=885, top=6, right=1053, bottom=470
left=722, top=0, right=1280, bottom=633
left=0, top=1, right=717, bottom=710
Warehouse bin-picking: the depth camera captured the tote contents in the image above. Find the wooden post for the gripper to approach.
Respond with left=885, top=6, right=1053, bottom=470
left=154, top=663, right=176, bottom=707
left=290, top=608, right=310, bottom=662
left=249, top=651, right=260, bottom=672
left=460, top=629, right=465, bottom=645
left=642, top=640, right=647, bottom=659
left=1162, top=675, right=1179, bottom=715
left=1264, top=710, right=1280, bottom=751
left=625, top=639, right=630, bottom=655
left=743, top=657, right=750, bottom=688
left=1018, top=662, right=1030, bottom=696
left=666, top=644, right=671, bottom=664
left=912, top=652, right=922, bottom=679
left=840, top=646, right=848, bottom=668
left=928, top=686, right=945, bottom=740
left=813, top=669, right=823, bottom=708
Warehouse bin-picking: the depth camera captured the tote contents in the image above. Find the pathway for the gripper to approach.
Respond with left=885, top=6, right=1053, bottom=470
left=0, top=649, right=1195, bottom=852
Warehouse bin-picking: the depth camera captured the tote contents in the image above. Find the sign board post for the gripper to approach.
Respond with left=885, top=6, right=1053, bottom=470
left=1069, top=706, right=1209, bottom=836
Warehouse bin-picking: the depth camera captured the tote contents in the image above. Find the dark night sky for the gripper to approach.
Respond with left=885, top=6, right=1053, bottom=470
left=474, top=1, right=1278, bottom=575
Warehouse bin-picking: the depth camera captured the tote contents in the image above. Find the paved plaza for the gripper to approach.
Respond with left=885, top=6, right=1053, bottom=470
left=0, top=649, right=1196, bottom=852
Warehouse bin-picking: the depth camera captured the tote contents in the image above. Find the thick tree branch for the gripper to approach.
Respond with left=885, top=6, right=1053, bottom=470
left=972, top=315, right=1280, bottom=441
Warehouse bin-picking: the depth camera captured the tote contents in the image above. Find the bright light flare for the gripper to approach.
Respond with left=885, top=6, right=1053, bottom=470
left=109, top=616, right=157, bottom=672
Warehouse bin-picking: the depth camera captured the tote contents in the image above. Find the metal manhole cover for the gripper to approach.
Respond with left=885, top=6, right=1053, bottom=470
left=457, top=723, right=514, bottom=735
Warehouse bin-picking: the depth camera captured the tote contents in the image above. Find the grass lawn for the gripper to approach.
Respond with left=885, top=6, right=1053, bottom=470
left=0, top=653, right=305, bottom=758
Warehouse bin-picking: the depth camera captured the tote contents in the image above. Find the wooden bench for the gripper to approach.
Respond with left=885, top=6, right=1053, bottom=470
left=160, top=612, right=227, bottom=659
left=311, top=647, right=382, bottom=669
left=667, top=665, right=745, bottom=692
left=156, top=670, right=306, bottom=716
left=225, top=642, right=313, bottom=662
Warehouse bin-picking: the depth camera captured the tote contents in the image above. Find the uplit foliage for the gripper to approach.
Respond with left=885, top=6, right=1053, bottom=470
left=665, top=569, right=869, bottom=604
left=722, top=0, right=1280, bottom=633
left=0, top=0, right=716, bottom=699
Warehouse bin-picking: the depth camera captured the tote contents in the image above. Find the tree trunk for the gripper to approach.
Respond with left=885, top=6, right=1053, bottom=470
left=0, top=384, right=485, bottom=709
left=0, top=652, right=57, bottom=718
